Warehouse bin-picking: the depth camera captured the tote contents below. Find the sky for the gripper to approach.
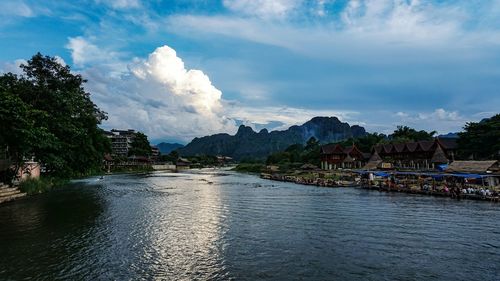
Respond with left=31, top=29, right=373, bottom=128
left=1, top=0, right=499, bottom=144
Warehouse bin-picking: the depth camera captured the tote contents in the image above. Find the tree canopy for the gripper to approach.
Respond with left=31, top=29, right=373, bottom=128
left=266, top=137, right=321, bottom=167
left=0, top=53, right=110, bottom=180
left=457, top=114, right=500, bottom=160
left=389, top=126, right=436, bottom=143
left=336, top=133, right=387, bottom=152
left=128, top=132, right=151, bottom=157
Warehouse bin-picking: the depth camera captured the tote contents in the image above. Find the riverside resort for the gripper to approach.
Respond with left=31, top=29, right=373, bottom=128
left=1, top=1, right=500, bottom=280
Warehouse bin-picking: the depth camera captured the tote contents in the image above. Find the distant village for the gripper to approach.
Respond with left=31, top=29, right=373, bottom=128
left=260, top=133, right=500, bottom=202
left=102, top=129, right=232, bottom=172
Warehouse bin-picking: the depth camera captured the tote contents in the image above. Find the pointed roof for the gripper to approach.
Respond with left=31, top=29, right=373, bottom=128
left=369, top=150, right=382, bottom=162
left=321, top=144, right=343, bottom=154
left=344, top=145, right=364, bottom=156
left=431, top=145, right=449, bottom=163
left=436, top=137, right=458, bottom=150
left=418, top=140, right=435, bottom=152
left=382, top=144, right=393, bottom=154
left=392, top=143, right=405, bottom=153
left=343, top=155, right=354, bottom=162
left=406, top=142, right=419, bottom=152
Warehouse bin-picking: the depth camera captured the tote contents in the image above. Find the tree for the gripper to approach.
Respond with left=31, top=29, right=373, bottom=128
left=390, top=126, right=436, bottom=142
left=337, top=133, right=387, bottom=152
left=128, top=132, right=151, bottom=157
left=266, top=138, right=321, bottom=166
left=457, top=114, right=500, bottom=160
left=0, top=83, right=56, bottom=182
left=0, top=53, right=110, bottom=179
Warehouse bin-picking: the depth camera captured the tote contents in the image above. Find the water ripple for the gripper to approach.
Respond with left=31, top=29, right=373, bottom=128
left=1, top=170, right=499, bottom=280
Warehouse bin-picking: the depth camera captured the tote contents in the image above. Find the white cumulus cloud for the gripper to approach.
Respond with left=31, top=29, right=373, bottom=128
left=82, top=45, right=237, bottom=141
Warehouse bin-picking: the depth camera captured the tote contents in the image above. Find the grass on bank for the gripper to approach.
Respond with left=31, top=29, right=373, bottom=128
left=18, top=165, right=154, bottom=195
left=19, top=177, right=69, bottom=195
left=232, top=163, right=266, bottom=173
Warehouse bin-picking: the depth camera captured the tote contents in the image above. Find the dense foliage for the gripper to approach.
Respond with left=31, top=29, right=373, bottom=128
left=266, top=137, right=321, bottom=167
left=128, top=132, right=151, bottom=157
left=0, top=53, right=110, bottom=181
left=457, top=114, right=500, bottom=160
left=186, top=154, right=218, bottom=166
left=336, top=133, right=387, bottom=152
left=159, top=150, right=179, bottom=163
left=388, top=126, right=436, bottom=143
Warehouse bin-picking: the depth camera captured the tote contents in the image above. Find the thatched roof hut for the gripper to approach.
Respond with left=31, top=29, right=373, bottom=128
left=369, top=150, right=382, bottom=162
left=446, top=160, right=499, bottom=174
left=431, top=145, right=448, bottom=163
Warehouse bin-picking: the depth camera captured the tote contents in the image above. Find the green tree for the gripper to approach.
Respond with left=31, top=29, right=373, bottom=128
left=0, top=53, right=110, bottom=179
left=0, top=82, right=57, bottom=181
left=457, top=114, right=500, bottom=160
left=390, top=126, right=436, bottom=142
left=337, top=133, right=387, bottom=152
left=128, top=132, right=151, bottom=157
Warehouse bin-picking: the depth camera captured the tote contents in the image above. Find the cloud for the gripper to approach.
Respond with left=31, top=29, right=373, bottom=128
left=418, top=108, right=462, bottom=122
left=83, top=45, right=237, bottom=141
left=66, top=37, right=107, bottom=67
left=0, top=59, right=27, bottom=75
left=65, top=36, right=126, bottom=76
left=95, top=0, right=141, bottom=9
left=224, top=104, right=360, bottom=131
left=77, top=42, right=364, bottom=141
left=0, top=1, right=34, bottom=17
left=168, top=0, right=500, bottom=59
left=391, top=108, right=467, bottom=133
left=223, top=0, right=302, bottom=19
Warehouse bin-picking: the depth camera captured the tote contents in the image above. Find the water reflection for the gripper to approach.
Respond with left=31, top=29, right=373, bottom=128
left=0, top=170, right=499, bottom=280
left=0, top=183, right=106, bottom=280
left=139, top=172, right=229, bottom=279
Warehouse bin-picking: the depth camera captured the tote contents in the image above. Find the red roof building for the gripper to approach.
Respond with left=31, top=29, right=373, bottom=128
left=320, top=144, right=368, bottom=170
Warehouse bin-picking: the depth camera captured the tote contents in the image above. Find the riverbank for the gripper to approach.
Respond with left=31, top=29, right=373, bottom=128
left=261, top=172, right=358, bottom=187
left=18, top=177, right=69, bottom=195
left=259, top=170, right=500, bottom=202
left=361, top=181, right=500, bottom=202
left=0, top=165, right=156, bottom=205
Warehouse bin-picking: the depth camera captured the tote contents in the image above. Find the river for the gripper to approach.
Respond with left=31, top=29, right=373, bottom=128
left=1, top=169, right=499, bottom=280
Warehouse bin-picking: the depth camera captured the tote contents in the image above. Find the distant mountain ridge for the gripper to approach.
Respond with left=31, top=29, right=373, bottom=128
left=177, top=117, right=366, bottom=160
left=156, top=142, right=184, bottom=154
left=438, top=132, right=459, bottom=139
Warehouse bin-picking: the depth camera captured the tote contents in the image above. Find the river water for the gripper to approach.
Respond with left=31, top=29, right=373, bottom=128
left=1, top=169, right=499, bottom=280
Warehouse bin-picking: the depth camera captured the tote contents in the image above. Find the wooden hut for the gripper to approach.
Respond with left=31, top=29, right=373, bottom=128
left=321, top=144, right=367, bottom=170
left=446, top=160, right=499, bottom=174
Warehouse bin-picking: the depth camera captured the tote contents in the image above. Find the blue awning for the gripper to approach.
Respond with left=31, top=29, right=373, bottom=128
left=374, top=172, right=390, bottom=177
left=437, top=164, right=448, bottom=171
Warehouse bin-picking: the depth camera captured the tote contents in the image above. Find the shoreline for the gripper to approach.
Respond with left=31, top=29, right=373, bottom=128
left=259, top=171, right=500, bottom=203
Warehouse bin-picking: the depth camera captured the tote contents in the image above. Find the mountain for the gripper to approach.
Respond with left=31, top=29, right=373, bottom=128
left=177, top=117, right=366, bottom=160
left=156, top=142, right=184, bottom=154
left=438, top=132, right=459, bottom=139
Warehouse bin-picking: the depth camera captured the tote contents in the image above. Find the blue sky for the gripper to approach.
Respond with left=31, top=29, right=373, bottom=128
left=1, top=0, right=499, bottom=144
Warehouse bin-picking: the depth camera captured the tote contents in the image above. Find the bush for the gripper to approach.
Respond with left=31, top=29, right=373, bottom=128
left=19, top=177, right=68, bottom=195
left=233, top=163, right=265, bottom=173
